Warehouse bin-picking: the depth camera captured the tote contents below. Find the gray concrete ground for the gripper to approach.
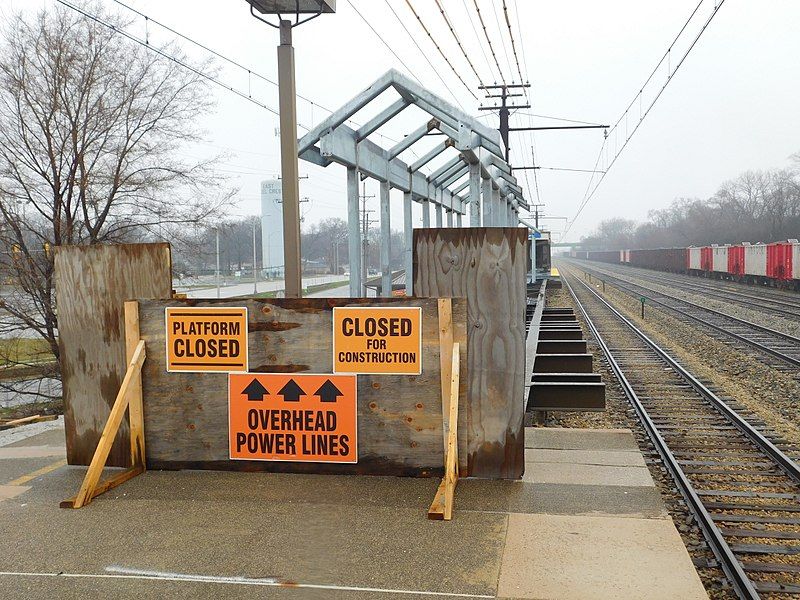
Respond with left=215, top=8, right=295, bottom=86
left=0, top=424, right=707, bottom=599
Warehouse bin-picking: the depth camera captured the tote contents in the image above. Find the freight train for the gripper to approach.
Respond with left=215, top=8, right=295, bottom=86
left=570, top=240, right=800, bottom=289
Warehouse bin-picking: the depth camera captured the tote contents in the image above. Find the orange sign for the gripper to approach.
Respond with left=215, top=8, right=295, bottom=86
left=165, top=307, right=248, bottom=373
left=228, top=373, right=357, bottom=463
left=332, top=307, right=422, bottom=375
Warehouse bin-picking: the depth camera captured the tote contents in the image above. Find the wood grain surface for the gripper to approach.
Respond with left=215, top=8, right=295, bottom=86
left=138, top=297, right=468, bottom=477
left=413, top=227, right=527, bottom=479
left=54, top=243, right=172, bottom=466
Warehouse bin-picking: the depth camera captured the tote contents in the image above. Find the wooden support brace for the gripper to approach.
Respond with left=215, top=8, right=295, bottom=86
left=61, top=301, right=146, bottom=509
left=428, top=341, right=460, bottom=520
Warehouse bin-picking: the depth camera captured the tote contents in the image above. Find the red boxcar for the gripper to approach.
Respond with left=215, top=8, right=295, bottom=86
left=728, top=245, right=745, bottom=276
left=767, top=242, right=794, bottom=281
left=700, top=247, right=713, bottom=272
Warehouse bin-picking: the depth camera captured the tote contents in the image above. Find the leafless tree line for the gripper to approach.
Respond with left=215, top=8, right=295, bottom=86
left=581, top=156, right=800, bottom=250
left=0, top=2, right=232, bottom=392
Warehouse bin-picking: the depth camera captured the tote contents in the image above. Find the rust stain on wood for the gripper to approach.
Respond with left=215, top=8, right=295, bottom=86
left=54, top=243, right=172, bottom=467
left=248, top=321, right=301, bottom=332
left=137, top=297, right=468, bottom=476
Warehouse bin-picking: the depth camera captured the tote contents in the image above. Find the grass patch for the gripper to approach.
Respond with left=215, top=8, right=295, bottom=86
left=0, top=338, right=54, bottom=365
left=305, top=280, right=349, bottom=295
left=249, top=279, right=348, bottom=299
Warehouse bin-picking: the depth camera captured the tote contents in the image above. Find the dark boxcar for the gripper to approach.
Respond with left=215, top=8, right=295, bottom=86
left=629, top=247, right=685, bottom=272
left=586, top=250, right=620, bottom=264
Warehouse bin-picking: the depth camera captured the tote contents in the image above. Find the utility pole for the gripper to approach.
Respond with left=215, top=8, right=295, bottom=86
left=531, top=203, right=545, bottom=229
left=360, top=181, right=376, bottom=296
left=478, top=83, right=531, bottom=163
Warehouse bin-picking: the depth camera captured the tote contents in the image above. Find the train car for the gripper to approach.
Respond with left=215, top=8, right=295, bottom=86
left=767, top=240, right=795, bottom=281
left=624, top=250, right=631, bottom=263
left=687, top=247, right=702, bottom=271
left=619, top=250, right=625, bottom=263
left=744, top=243, right=768, bottom=280
left=700, top=247, right=713, bottom=272
left=587, top=250, right=620, bottom=264
left=728, top=244, right=745, bottom=277
left=711, top=245, right=729, bottom=274
left=629, top=247, right=685, bottom=272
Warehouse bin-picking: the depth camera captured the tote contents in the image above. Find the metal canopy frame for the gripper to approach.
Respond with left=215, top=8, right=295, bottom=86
left=297, top=69, right=538, bottom=297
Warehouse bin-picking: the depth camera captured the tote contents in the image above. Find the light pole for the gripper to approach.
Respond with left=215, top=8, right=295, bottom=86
left=244, top=1, right=336, bottom=298
left=252, top=218, right=258, bottom=294
left=215, top=226, right=221, bottom=299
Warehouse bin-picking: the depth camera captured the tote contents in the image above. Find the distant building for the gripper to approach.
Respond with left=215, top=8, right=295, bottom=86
left=261, top=178, right=284, bottom=277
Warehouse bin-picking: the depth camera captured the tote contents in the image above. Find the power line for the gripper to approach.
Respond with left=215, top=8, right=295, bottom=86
left=345, top=0, right=423, bottom=86
left=55, top=0, right=301, bottom=125
left=381, top=0, right=464, bottom=109
left=561, top=0, right=727, bottom=241
left=501, top=1, right=528, bottom=93
left=490, top=0, right=515, bottom=82
left=110, top=0, right=332, bottom=115
left=460, top=0, right=495, bottom=83
left=470, top=0, right=507, bottom=85
left=403, top=0, right=479, bottom=101
left=433, top=0, right=486, bottom=88
left=516, top=112, right=605, bottom=127
left=511, top=0, right=530, bottom=82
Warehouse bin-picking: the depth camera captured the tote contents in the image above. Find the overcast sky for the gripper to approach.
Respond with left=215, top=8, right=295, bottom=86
left=11, top=0, right=800, bottom=241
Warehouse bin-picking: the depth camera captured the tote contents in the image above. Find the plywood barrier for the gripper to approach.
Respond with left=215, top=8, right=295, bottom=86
left=137, top=297, right=468, bottom=476
left=413, top=227, right=528, bottom=479
left=54, top=243, right=172, bottom=467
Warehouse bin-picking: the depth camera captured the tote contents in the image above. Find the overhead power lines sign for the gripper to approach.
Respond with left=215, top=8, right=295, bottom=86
left=165, top=307, right=248, bottom=373
left=228, top=373, right=357, bottom=463
left=332, top=307, right=422, bottom=375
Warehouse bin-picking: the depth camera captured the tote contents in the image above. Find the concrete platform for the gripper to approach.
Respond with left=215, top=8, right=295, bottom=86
left=0, top=422, right=707, bottom=599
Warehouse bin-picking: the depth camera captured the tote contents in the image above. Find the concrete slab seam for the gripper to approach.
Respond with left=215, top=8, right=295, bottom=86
left=0, top=569, right=495, bottom=599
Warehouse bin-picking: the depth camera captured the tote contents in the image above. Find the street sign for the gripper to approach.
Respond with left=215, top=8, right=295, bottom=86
left=165, top=307, right=248, bottom=373
left=228, top=373, right=357, bottom=463
left=332, top=306, right=422, bottom=375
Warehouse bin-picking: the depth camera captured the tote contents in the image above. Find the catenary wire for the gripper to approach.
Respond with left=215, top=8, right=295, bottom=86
left=561, top=0, right=727, bottom=240
left=381, top=0, right=465, bottom=109
left=403, top=0, right=479, bottom=100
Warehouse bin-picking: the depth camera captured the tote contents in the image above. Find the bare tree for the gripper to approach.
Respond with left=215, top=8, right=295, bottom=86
left=0, top=3, right=232, bottom=384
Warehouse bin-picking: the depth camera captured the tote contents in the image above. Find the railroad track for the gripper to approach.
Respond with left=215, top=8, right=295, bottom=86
left=590, top=263, right=800, bottom=321
left=562, top=267, right=800, bottom=598
left=564, top=260, right=800, bottom=372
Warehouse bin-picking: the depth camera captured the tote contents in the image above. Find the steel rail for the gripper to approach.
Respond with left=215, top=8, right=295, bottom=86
left=606, top=265, right=800, bottom=317
left=571, top=261, right=800, bottom=368
left=562, top=272, right=766, bottom=598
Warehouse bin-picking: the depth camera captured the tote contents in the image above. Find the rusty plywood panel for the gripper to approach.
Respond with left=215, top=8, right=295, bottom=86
left=137, top=297, right=468, bottom=477
left=54, top=243, right=172, bottom=467
left=413, top=227, right=528, bottom=480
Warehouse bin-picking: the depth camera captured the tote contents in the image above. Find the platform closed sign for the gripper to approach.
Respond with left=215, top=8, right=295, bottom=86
left=332, top=306, right=422, bottom=374
left=229, top=373, right=357, bottom=463
left=165, top=307, right=248, bottom=372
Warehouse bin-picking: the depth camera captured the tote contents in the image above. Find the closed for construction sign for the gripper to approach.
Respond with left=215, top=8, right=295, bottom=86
left=229, top=373, right=357, bottom=463
left=165, top=307, right=248, bottom=372
left=332, top=306, right=422, bottom=374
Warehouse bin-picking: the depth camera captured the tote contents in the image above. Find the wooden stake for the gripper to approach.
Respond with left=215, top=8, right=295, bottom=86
left=428, top=341, right=460, bottom=520
left=63, top=340, right=146, bottom=509
left=125, top=301, right=145, bottom=467
left=437, top=298, right=453, bottom=454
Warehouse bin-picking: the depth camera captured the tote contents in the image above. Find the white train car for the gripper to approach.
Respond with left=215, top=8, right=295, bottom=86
left=791, top=239, right=800, bottom=280
left=687, top=247, right=702, bottom=271
left=711, top=245, right=729, bottom=273
left=744, top=243, right=767, bottom=277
